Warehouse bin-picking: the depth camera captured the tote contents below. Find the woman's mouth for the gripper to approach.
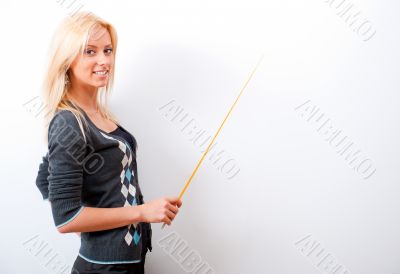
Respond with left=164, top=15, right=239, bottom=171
left=93, top=70, right=109, bottom=77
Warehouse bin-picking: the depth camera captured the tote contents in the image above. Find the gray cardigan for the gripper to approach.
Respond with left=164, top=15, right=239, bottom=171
left=35, top=107, right=152, bottom=264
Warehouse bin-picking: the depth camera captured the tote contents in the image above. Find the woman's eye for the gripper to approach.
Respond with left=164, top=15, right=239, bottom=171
left=84, top=48, right=112, bottom=56
left=85, top=49, right=95, bottom=55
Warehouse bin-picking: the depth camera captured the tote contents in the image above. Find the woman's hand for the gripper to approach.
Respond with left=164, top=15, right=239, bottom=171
left=139, top=196, right=182, bottom=226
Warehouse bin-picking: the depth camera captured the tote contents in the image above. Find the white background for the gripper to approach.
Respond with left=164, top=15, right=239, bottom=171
left=0, top=0, right=399, bottom=273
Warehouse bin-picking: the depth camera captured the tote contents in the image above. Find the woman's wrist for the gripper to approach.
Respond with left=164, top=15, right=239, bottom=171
left=132, top=204, right=144, bottom=223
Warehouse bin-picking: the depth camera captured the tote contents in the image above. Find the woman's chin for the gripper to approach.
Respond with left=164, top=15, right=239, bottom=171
left=94, top=82, right=108, bottom=88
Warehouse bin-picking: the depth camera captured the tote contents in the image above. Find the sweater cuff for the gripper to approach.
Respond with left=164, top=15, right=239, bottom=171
left=50, top=197, right=84, bottom=228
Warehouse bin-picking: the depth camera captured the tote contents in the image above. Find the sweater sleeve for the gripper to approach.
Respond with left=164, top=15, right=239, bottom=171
left=47, top=110, right=86, bottom=228
left=35, top=152, right=50, bottom=200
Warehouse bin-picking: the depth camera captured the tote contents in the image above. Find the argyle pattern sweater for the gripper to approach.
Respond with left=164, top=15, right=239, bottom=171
left=35, top=107, right=152, bottom=264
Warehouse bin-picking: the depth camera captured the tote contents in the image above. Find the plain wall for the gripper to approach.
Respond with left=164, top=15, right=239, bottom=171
left=1, top=0, right=399, bottom=273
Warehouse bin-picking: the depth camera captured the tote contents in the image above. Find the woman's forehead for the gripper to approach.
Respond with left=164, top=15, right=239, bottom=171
left=87, top=26, right=111, bottom=45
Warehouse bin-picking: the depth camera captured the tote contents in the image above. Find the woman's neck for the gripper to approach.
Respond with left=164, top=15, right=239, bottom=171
left=67, top=85, right=99, bottom=112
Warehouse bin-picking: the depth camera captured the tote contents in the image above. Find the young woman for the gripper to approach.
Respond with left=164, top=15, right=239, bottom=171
left=35, top=11, right=182, bottom=274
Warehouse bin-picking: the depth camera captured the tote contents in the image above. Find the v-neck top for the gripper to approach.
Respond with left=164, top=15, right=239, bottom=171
left=108, top=125, right=137, bottom=155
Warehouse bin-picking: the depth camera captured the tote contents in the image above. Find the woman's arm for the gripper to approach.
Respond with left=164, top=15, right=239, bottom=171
left=58, top=196, right=182, bottom=233
left=57, top=205, right=142, bottom=233
left=36, top=153, right=50, bottom=200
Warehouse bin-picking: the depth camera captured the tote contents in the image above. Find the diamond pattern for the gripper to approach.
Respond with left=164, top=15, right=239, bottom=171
left=100, top=132, right=141, bottom=246
left=133, top=230, right=141, bottom=245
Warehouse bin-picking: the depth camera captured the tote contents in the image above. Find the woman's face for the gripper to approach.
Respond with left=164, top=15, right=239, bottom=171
left=68, top=26, right=114, bottom=90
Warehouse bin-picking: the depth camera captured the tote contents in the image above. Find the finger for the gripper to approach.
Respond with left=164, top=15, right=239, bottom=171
left=167, top=203, right=179, bottom=214
left=165, top=208, right=176, bottom=220
left=169, top=198, right=182, bottom=208
left=163, top=215, right=172, bottom=225
left=166, top=196, right=181, bottom=205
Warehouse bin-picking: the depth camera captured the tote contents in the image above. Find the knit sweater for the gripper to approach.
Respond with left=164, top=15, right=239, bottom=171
left=35, top=106, right=152, bottom=264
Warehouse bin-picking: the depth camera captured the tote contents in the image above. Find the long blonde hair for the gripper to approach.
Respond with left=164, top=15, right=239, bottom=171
left=42, top=11, right=119, bottom=145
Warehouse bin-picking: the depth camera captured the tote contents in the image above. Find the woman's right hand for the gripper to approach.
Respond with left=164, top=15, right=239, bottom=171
left=139, top=196, right=182, bottom=226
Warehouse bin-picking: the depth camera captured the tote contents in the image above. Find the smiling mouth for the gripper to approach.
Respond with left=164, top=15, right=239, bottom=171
left=93, top=70, right=109, bottom=76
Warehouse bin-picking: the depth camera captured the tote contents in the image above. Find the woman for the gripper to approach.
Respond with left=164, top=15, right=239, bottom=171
left=35, top=11, right=182, bottom=274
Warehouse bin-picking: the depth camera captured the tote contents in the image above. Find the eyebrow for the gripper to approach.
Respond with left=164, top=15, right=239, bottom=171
left=86, top=44, right=113, bottom=48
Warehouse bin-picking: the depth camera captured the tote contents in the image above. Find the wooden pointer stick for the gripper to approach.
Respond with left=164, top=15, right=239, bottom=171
left=162, top=55, right=264, bottom=229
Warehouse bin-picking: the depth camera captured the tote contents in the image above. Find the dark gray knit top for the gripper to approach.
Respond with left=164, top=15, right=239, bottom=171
left=35, top=106, right=152, bottom=264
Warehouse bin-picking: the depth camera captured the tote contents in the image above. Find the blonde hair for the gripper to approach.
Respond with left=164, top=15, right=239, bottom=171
left=42, top=11, right=119, bottom=144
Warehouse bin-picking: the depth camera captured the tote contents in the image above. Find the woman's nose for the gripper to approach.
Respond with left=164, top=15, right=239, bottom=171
left=97, top=52, right=112, bottom=66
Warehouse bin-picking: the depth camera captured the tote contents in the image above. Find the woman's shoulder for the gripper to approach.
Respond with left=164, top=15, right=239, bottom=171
left=51, top=109, right=78, bottom=123
left=49, top=109, right=88, bottom=143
